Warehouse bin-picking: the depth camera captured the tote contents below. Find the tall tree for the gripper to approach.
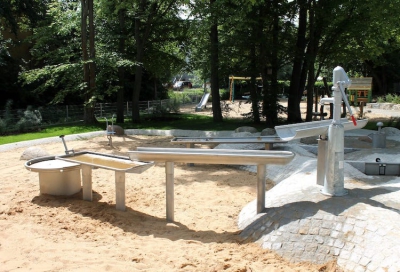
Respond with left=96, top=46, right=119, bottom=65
left=131, top=0, right=185, bottom=123
left=287, top=0, right=308, bottom=123
left=81, top=0, right=97, bottom=124
left=132, top=0, right=152, bottom=122
left=0, top=0, right=45, bottom=34
left=209, top=0, right=222, bottom=122
left=19, top=1, right=85, bottom=106
left=116, top=7, right=127, bottom=123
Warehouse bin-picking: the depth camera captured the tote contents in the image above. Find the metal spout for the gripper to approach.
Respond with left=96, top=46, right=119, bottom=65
left=319, top=97, right=334, bottom=105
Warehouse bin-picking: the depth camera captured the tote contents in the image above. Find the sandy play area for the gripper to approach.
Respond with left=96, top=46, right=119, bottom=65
left=3, top=99, right=394, bottom=271
left=0, top=131, right=343, bottom=271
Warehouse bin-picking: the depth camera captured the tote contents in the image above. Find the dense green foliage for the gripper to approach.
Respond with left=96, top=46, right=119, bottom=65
left=2, top=0, right=400, bottom=126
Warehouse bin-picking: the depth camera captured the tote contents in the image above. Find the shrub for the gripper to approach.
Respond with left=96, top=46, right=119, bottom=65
left=376, top=94, right=400, bottom=104
left=15, top=106, right=42, bottom=132
left=165, top=98, right=181, bottom=113
left=0, top=118, right=6, bottom=134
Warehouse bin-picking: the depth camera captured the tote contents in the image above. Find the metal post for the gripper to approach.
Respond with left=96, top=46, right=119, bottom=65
left=264, top=143, right=272, bottom=150
left=115, top=171, right=126, bottom=211
left=257, top=164, right=266, bottom=213
left=166, top=161, right=174, bottom=221
left=81, top=165, right=93, bottom=201
left=317, top=135, right=328, bottom=186
left=186, top=143, right=194, bottom=166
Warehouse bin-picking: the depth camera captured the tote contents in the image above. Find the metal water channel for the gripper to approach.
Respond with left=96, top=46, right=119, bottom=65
left=56, top=151, right=154, bottom=211
left=171, top=136, right=287, bottom=150
left=128, top=147, right=295, bottom=221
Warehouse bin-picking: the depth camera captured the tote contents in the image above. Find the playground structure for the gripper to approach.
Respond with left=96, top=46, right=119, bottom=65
left=229, top=75, right=262, bottom=102
left=275, top=66, right=368, bottom=196
left=347, top=77, right=373, bottom=105
left=195, top=92, right=210, bottom=112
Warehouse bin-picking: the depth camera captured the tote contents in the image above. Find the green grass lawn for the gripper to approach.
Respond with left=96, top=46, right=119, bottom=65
left=0, top=124, right=105, bottom=145
left=0, top=112, right=389, bottom=146
left=0, top=114, right=267, bottom=145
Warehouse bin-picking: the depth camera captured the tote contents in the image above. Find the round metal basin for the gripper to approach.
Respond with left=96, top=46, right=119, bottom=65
left=25, top=156, right=82, bottom=196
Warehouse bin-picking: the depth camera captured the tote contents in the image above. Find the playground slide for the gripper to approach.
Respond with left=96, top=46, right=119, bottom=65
left=195, top=92, right=210, bottom=112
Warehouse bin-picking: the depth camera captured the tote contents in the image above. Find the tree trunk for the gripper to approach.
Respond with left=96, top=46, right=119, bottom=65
left=117, top=8, right=126, bottom=123
left=305, top=1, right=315, bottom=122
left=306, top=63, right=315, bottom=122
left=81, top=0, right=97, bottom=124
left=81, top=0, right=89, bottom=92
left=287, top=0, right=308, bottom=123
left=258, top=3, right=270, bottom=125
left=131, top=1, right=157, bottom=123
left=132, top=3, right=144, bottom=123
left=209, top=0, right=222, bottom=122
left=265, top=0, right=280, bottom=127
left=250, top=44, right=260, bottom=123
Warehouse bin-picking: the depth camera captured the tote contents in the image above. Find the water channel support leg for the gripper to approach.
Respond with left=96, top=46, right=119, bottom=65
left=115, top=171, right=126, bottom=211
left=257, top=164, right=266, bottom=213
left=317, top=136, right=328, bottom=186
left=166, top=161, right=174, bottom=221
left=81, top=165, right=92, bottom=201
left=264, top=143, right=272, bottom=150
left=186, top=144, right=194, bottom=166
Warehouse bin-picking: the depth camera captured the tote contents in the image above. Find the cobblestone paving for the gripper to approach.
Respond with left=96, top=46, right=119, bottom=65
left=238, top=152, right=400, bottom=272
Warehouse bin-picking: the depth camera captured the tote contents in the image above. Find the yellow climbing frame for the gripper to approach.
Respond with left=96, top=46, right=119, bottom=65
left=229, top=75, right=262, bottom=102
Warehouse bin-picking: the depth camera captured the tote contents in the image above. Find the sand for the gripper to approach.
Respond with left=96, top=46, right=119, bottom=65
left=4, top=99, right=389, bottom=271
left=0, top=132, right=342, bottom=271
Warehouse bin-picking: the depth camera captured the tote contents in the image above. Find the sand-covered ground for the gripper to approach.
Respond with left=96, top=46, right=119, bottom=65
left=3, top=99, right=391, bottom=271
left=0, top=132, right=342, bottom=271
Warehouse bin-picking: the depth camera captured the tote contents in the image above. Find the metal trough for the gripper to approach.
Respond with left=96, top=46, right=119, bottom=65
left=56, top=151, right=154, bottom=211
left=275, top=118, right=368, bottom=141
left=171, top=136, right=287, bottom=150
left=56, top=151, right=153, bottom=173
left=128, top=147, right=295, bottom=221
left=347, top=160, right=400, bottom=176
